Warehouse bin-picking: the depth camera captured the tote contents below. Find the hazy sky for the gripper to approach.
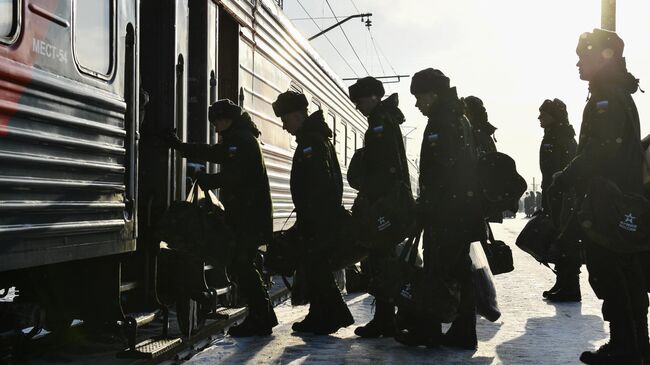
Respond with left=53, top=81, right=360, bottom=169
left=283, top=0, right=650, bottom=191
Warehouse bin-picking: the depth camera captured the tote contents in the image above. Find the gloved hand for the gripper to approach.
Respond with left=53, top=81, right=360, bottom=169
left=162, top=129, right=182, bottom=149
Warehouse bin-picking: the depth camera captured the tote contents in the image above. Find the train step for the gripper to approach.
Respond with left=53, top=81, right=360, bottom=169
left=119, top=281, right=139, bottom=293
left=125, top=311, right=157, bottom=328
left=116, top=337, right=182, bottom=359
left=205, top=306, right=246, bottom=320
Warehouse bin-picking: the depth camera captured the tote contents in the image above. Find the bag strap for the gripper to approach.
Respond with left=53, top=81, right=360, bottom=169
left=280, top=209, right=296, bottom=231
left=407, top=233, right=422, bottom=266
left=399, top=229, right=423, bottom=265
left=281, top=275, right=293, bottom=291
left=480, top=222, right=496, bottom=258
left=486, top=222, right=496, bottom=243
left=186, top=181, right=198, bottom=203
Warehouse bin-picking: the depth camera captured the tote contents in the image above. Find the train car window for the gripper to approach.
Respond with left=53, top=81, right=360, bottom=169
left=357, top=129, right=364, bottom=149
left=327, top=112, right=335, bottom=131
left=0, top=0, right=17, bottom=40
left=335, top=119, right=345, bottom=163
left=290, top=83, right=302, bottom=94
left=74, top=0, right=113, bottom=76
left=311, top=98, right=321, bottom=111
left=345, top=123, right=354, bottom=166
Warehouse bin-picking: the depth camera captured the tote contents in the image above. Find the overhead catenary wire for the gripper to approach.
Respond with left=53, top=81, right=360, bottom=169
left=370, top=29, right=398, bottom=77
left=348, top=0, right=360, bottom=13
left=295, top=0, right=359, bottom=78
left=367, top=29, right=386, bottom=76
left=323, top=0, right=370, bottom=76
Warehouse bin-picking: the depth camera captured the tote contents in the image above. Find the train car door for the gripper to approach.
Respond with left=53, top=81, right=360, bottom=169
left=138, top=0, right=189, bottom=242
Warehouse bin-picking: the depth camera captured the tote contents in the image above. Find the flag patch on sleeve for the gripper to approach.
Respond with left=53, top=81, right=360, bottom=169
left=428, top=133, right=439, bottom=142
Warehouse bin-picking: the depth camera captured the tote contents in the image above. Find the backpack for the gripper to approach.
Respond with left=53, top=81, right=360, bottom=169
left=477, top=152, right=527, bottom=216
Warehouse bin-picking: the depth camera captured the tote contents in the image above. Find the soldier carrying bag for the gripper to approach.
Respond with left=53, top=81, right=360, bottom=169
left=481, top=223, right=514, bottom=275
left=578, top=176, right=650, bottom=254
left=157, top=181, right=236, bottom=268
left=395, top=231, right=461, bottom=324
left=351, top=182, right=416, bottom=250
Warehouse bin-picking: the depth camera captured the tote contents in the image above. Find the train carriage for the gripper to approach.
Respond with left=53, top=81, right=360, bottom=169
left=0, top=0, right=415, bottom=356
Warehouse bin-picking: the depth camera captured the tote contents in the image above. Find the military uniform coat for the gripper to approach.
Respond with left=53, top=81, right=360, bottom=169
left=540, top=123, right=577, bottom=217
left=291, top=110, right=343, bottom=237
left=561, top=83, right=643, bottom=197
left=418, top=89, right=484, bottom=244
left=176, top=113, right=273, bottom=243
left=360, top=93, right=412, bottom=201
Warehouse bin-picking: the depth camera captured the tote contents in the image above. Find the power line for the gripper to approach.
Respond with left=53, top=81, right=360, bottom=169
left=367, top=29, right=386, bottom=76
left=295, top=0, right=359, bottom=77
left=348, top=0, right=360, bottom=13
left=369, top=28, right=398, bottom=76
left=323, top=0, right=369, bottom=76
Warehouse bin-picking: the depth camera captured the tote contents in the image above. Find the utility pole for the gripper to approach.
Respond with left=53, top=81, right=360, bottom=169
left=308, top=13, right=372, bottom=41
left=601, top=0, right=616, bottom=31
left=530, top=177, right=538, bottom=193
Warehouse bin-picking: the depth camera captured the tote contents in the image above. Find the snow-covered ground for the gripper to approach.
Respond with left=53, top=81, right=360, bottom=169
left=187, top=216, right=611, bottom=365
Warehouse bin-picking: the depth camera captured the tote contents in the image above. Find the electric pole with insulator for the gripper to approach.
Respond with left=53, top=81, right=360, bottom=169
left=601, top=0, right=616, bottom=31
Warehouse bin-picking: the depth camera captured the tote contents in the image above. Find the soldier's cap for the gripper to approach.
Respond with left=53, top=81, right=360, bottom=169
left=539, top=98, right=568, bottom=121
left=272, top=91, right=308, bottom=117
left=410, top=68, right=450, bottom=95
left=348, top=76, right=385, bottom=103
left=577, top=28, right=624, bottom=59
left=209, top=99, right=242, bottom=121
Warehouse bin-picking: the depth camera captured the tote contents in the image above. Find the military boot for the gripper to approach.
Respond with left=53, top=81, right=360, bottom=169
left=228, top=313, right=274, bottom=337
left=542, top=274, right=561, bottom=298
left=442, top=311, right=478, bottom=350
left=292, top=311, right=318, bottom=333
left=312, top=301, right=354, bottom=335
left=546, top=273, right=581, bottom=302
left=354, top=300, right=396, bottom=338
left=394, top=322, right=442, bottom=347
left=580, top=321, right=642, bottom=364
left=229, top=300, right=278, bottom=337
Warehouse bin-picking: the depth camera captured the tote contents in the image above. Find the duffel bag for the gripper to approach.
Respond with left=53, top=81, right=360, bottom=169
left=352, top=182, right=416, bottom=249
left=515, top=213, right=560, bottom=264
left=264, top=225, right=299, bottom=277
left=578, top=177, right=650, bottom=254
left=477, top=152, right=527, bottom=216
left=395, top=232, right=460, bottom=324
left=325, top=207, right=369, bottom=271
left=158, top=182, right=235, bottom=268
left=482, top=223, right=514, bottom=275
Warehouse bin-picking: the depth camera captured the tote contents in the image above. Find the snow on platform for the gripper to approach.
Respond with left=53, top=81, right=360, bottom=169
left=187, top=216, right=611, bottom=365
